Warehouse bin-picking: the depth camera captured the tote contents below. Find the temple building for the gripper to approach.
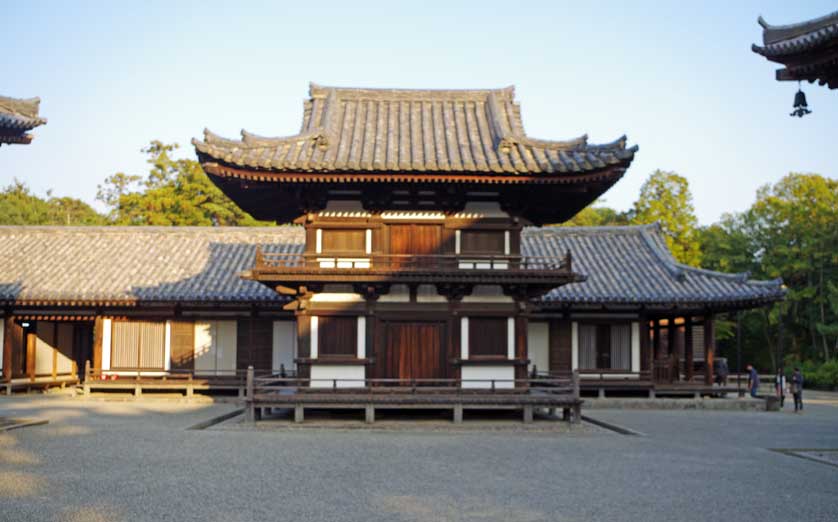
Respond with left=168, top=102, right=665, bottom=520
left=1, top=85, right=784, bottom=412
left=0, top=96, right=46, bottom=146
left=752, top=11, right=838, bottom=89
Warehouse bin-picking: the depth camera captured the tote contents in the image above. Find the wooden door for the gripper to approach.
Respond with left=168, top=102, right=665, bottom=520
left=379, top=322, right=446, bottom=382
left=389, top=224, right=444, bottom=268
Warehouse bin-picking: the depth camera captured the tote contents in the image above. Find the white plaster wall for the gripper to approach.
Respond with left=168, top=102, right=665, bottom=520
left=194, top=321, right=237, bottom=375
left=0, top=320, right=4, bottom=371
left=56, top=323, right=75, bottom=374
left=571, top=321, right=579, bottom=371
left=461, top=365, right=515, bottom=389
left=527, top=322, right=549, bottom=373
left=416, top=285, right=447, bottom=303
left=272, top=321, right=297, bottom=372
left=507, top=318, right=515, bottom=360
left=101, top=319, right=112, bottom=371
left=310, top=293, right=364, bottom=303
left=460, top=317, right=469, bottom=359
left=461, top=285, right=513, bottom=303
left=163, top=321, right=172, bottom=372
left=631, top=322, right=641, bottom=373
left=357, top=317, right=366, bottom=358
left=378, top=285, right=410, bottom=303
left=310, top=316, right=319, bottom=359
left=34, top=322, right=55, bottom=375
left=216, top=321, right=237, bottom=375
left=310, top=365, right=366, bottom=388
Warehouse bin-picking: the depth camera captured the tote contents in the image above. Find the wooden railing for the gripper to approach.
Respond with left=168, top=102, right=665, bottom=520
left=83, top=361, right=297, bottom=383
left=247, top=367, right=580, bottom=397
left=254, top=250, right=571, bottom=272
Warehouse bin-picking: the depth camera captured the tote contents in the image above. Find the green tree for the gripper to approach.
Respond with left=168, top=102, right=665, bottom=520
left=701, top=173, right=838, bottom=367
left=0, top=179, right=106, bottom=225
left=630, top=170, right=701, bottom=266
left=560, top=202, right=629, bottom=227
left=97, top=141, right=272, bottom=226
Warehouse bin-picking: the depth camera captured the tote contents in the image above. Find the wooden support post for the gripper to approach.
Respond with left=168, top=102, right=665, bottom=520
left=365, top=405, right=375, bottom=424
left=294, top=405, right=304, bottom=423
left=667, top=319, right=677, bottom=380
left=186, top=383, right=194, bottom=399
left=2, top=316, right=13, bottom=382
left=83, top=383, right=90, bottom=397
left=571, top=404, right=581, bottom=424
left=704, top=314, right=715, bottom=386
left=649, top=388, right=656, bottom=399
left=684, top=317, right=694, bottom=381
left=453, top=404, right=463, bottom=424
left=562, top=408, right=570, bottom=421
left=598, top=388, right=606, bottom=399
left=572, top=369, right=580, bottom=400
left=245, top=365, right=255, bottom=423
left=134, top=384, right=142, bottom=398
left=522, top=405, right=534, bottom=424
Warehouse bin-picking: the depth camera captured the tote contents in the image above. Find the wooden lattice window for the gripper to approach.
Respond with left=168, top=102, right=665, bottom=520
left=469, top=317, right=508, bottom=358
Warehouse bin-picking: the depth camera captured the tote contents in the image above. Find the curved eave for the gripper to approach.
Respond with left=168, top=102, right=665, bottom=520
left=198, top=159, right=633, bottom=185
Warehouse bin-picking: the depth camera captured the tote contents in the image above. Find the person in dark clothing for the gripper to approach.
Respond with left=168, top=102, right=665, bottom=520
left=791, top=367, right=804, bottom=412
left=747, top=364, right=760, bottom=398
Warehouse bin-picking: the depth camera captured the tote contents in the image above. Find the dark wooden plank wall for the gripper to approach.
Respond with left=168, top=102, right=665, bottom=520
left=549, top=319, right=572, bottom=374
left=170, top=321, right=194, bottom=370
left=468, top=317, right=507, bottom=357
left=237, top=318, right=273, bottom=370
left=318, top=316, right=357, bottom=357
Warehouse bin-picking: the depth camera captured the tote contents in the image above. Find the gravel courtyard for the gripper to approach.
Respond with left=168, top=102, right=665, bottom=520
left=1, top=393, right=837, bottom=522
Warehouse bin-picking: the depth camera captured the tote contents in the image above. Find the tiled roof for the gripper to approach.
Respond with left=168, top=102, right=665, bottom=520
left=193, top=83, right=637, bottom=176
left=0, top=227, right=304, bottom=305
left=0, top=224, right=783, bottom=308
left=524, top=224, right=784, bottom=308
left=0, top=96, right=47, bottom=144
left=752, top=12, right=838, bottom=57
left=752, top=12, right=838, bottom=89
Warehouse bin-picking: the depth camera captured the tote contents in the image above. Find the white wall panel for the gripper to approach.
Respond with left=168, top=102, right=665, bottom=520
left=527, top=322, right=549, bottom=373
left=310, top=365, right=365, bottom=388
left=101, top=319, right=112, bottom=371
left=461, top=365, right=515, bottom=389
left=272, top=321, right=297, bottom=372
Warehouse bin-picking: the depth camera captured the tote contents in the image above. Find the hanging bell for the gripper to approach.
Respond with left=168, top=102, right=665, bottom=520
left=790, top=86, right=812, bottom=118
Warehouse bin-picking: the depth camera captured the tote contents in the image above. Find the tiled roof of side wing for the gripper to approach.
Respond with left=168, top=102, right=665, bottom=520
left=0, top=226, right=305, bottom=304
left=192, top=83, right=637, bottom=175
left=752, top=12, right=838, bottom=57
left=0, top=96, right=47, bottom=131
left=0, top=225, right=782, bottom=306
left=523, top=224, right=785, bottom=306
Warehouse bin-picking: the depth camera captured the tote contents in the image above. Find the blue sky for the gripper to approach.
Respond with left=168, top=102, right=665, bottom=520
left=1, top=1, right=835, bottom=224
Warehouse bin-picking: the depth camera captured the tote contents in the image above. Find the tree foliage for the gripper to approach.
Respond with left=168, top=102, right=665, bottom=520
left=0, top=179, right=106, bottom=225
left=96, top=141, right=272, bottom=226
left=559, top=202, right=629, bottom=227
left=629, top=170, right=701, bottom=266
left=702, top=173, right=838, bottom=368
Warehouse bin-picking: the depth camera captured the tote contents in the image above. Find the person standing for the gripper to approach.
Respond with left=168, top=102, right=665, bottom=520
left=774, top=369, right=786, bottom=408
left=747, top=364, right=760, bottom=398
left=791, top=367, right=804, bottom=412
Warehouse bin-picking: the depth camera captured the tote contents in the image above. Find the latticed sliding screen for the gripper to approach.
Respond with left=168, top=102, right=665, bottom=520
left=469, top=317, right=508, bottom=358
left=111, top=321, right=166, bottom=369
left=318, top=316, right=357, bottom=357
left=322, top=229, right=366, bottom=253
left=578, top=323, right=631, bottom=370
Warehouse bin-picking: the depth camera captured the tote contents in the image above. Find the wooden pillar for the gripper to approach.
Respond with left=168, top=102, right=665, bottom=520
left=704, top=314, right=715, bottom=385
left=684, top=317, right=694, bottom=381
left=92, top=316, right=103, bottom=371
left=26, top=329, right=35, bottom=380
left=639, top=313, right=650, bottom=376
left=514, top=314, right=528, bottom=385
left=667, top=318, right=677, bottom=381
left=2, top=316, right=13, bottom=381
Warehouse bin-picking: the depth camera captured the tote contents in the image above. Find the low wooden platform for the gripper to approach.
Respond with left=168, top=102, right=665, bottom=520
left=80, top=364, right=252, bottom=398
left=2, top=375, right=79, bottom=395
left=245, top=370, right=583, bottom=425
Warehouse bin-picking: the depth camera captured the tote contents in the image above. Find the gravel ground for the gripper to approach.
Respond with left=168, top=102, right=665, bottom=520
left=1, top=393, right=837, bottom=522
